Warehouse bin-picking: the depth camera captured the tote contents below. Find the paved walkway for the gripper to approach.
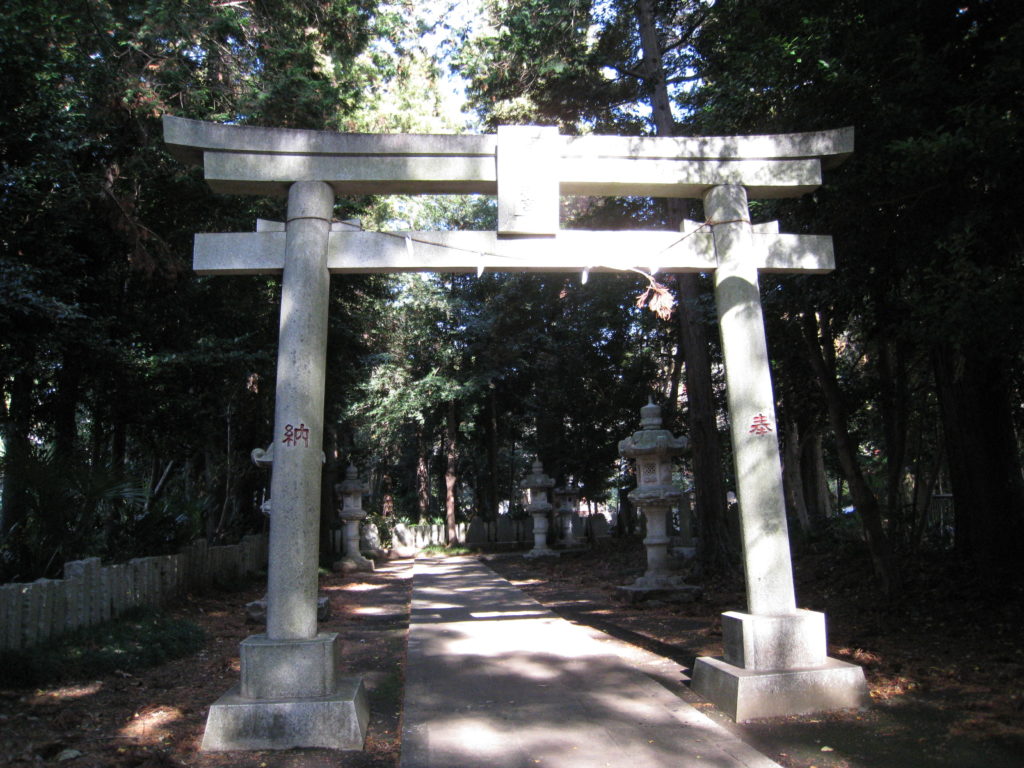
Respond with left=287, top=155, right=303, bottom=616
left=400, top=556, right=782, bottom=768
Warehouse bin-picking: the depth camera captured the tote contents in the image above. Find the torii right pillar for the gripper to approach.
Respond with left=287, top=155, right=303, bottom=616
left=690, top=184, right=870, bottom=721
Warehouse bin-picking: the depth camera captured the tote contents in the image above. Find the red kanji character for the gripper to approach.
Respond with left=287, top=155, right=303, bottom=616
left=749, top=413, right=773, bottom=436
left=282, top=423, right=310, bottom=447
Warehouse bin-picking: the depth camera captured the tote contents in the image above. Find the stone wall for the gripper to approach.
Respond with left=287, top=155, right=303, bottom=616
left=0, top=534, right=268, bottom=652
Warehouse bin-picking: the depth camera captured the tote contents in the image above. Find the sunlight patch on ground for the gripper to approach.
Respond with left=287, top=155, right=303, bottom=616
left=119, top=705, right=182, bottom=744
left=414, top=600, right=463, bottom=610
left=444, top=716, right=509, bottom=753
left=834, top=646, right=916, bottom=699
left=354, top=605, right=393, bottom=615
left=29, top=681, right=103, bottom=704
left=547, top=598, right=600, bottom=607
left=340, top=582, right=387, bottom=592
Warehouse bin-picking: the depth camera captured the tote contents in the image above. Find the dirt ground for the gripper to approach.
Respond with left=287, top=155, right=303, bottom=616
left=0, top=561, right=412, bottom=768
left=1, top=538, right=1022, bottom=768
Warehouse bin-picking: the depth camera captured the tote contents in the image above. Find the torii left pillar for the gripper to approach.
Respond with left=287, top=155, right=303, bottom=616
left=202, top=181, right=368, bottom=751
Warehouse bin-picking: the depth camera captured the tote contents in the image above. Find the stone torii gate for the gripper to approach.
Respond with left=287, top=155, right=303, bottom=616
left=164, top=116, right=868, bottom=749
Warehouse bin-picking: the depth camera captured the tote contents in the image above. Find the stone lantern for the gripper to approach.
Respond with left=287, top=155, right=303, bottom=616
left=618, top=400, right=688, bottom=589
left=335, top=464, right=373, bottom=572
left=519, top=460, right=556, bottom=557
left=553, top=482, right=580, bottom=548
left=251, top=444, right=274, bottom=516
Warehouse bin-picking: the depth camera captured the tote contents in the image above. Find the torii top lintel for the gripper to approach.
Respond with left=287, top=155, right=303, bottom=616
left=163, top=116, right=852, bottom=205
left=165, top=116, right=852, bottom=274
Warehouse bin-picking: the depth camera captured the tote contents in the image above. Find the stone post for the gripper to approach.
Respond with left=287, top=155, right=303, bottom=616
left=335, top=465, right=374, bottom=572
left=690, top=184, right=868, bottom=721
left=519, top=460, right=556, bottom=558
left=202, top=180, right=368, bottom=751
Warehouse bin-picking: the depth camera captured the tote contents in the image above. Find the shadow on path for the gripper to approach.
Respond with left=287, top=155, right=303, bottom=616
left=400, top=556, right=781, bottom=768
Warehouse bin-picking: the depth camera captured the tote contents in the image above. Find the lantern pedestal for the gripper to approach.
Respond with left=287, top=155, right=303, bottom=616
left=523, top=511, right=558, bottom=558
left=337, top=516, right=374, bottom=573
left=616, top=500, right=700, bottom=603
left=553, top=484, right=583, bottom=550
left=560, top=513, right=576, bottom=547
left=334, top=465, right=374, bottom=573
left=520, top=460, right=558, bottom=558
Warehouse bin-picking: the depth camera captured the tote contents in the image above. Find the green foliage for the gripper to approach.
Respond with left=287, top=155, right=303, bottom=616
left=0, top=0, right=391, bottom=569
left=346, top=261, right=662, bottom=525
left=453, top=0, right=1024, bottom=577
left=420, top=543, right=474, bottom=556
left=688, top=0, right=1024, bottom=568
left=457, top=0, right=702, bottom=133
left=0, top=609, right=205, bottom=689
left=0, top=447, right=153, bottom=581
left=7, top=0, right=1020, bottom=586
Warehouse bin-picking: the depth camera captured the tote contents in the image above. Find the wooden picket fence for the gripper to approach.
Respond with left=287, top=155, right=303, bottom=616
left=0, top=534, right=268, bottom=652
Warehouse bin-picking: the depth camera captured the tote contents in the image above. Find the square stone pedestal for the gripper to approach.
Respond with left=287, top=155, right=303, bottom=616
left=201, top=632, right=369, bottom=751
left=691, top=610, right=869, bottom=721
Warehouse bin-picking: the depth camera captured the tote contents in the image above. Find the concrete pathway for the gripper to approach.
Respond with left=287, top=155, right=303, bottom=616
left=400, top=556, right=782, bottom=768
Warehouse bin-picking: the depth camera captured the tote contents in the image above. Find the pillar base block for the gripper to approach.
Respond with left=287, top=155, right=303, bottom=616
left=334, top=555, right=375, bottom=574
left=615, top=582, right=702, bottom=604
left=691, top=655, right=869, bottom=722
left=523, top=547, right=559, bottom=558
left=201, top=677, right=368, bottom=751
left=723, top=609, right=826, bottom=670
left=240, top=632, right=339, bottom=699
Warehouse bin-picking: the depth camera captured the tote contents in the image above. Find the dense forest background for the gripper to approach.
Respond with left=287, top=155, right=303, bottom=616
left=1, top=0, right=1021, bottom=592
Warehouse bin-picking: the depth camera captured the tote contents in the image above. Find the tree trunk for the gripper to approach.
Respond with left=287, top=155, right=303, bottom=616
left=444, top=401, right=459, bottom=545
left=636, top=0, right=733, bottom=573
left=877, top=339, right=910, bottom=538
left=215, top=402, right=233, bottom=536
left=665, top=336, right=684, bottom=423
left=801, top=430, right=832, bottom=525
left=932, top=343, right=1024, bottom=577
left=320, top=425, right=340, bottom=562
left=53, top=351, right=81, bottom=459
left=908, top=443, right=942, bottom=552
left=803, top=312, right=896, bottom=595
left=111, top=420, right=127, bottom=476
left=416, top=426, right=430, bottom=525
left=782, top=414, right=812, bottom=536
left=0, top=371, right=33, bottom=536
left=487, top=386, right=499, bottom=520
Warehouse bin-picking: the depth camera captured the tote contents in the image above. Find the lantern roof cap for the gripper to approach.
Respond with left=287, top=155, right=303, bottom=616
left=336, top=463, right=365, bottom=494
left=619, top=401, right=687, bottom=457
left=519, top=459, right=555, bottom=490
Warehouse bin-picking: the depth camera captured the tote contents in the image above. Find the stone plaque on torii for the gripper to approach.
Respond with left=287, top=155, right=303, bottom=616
left=164, top=116, right=868, bottom=748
